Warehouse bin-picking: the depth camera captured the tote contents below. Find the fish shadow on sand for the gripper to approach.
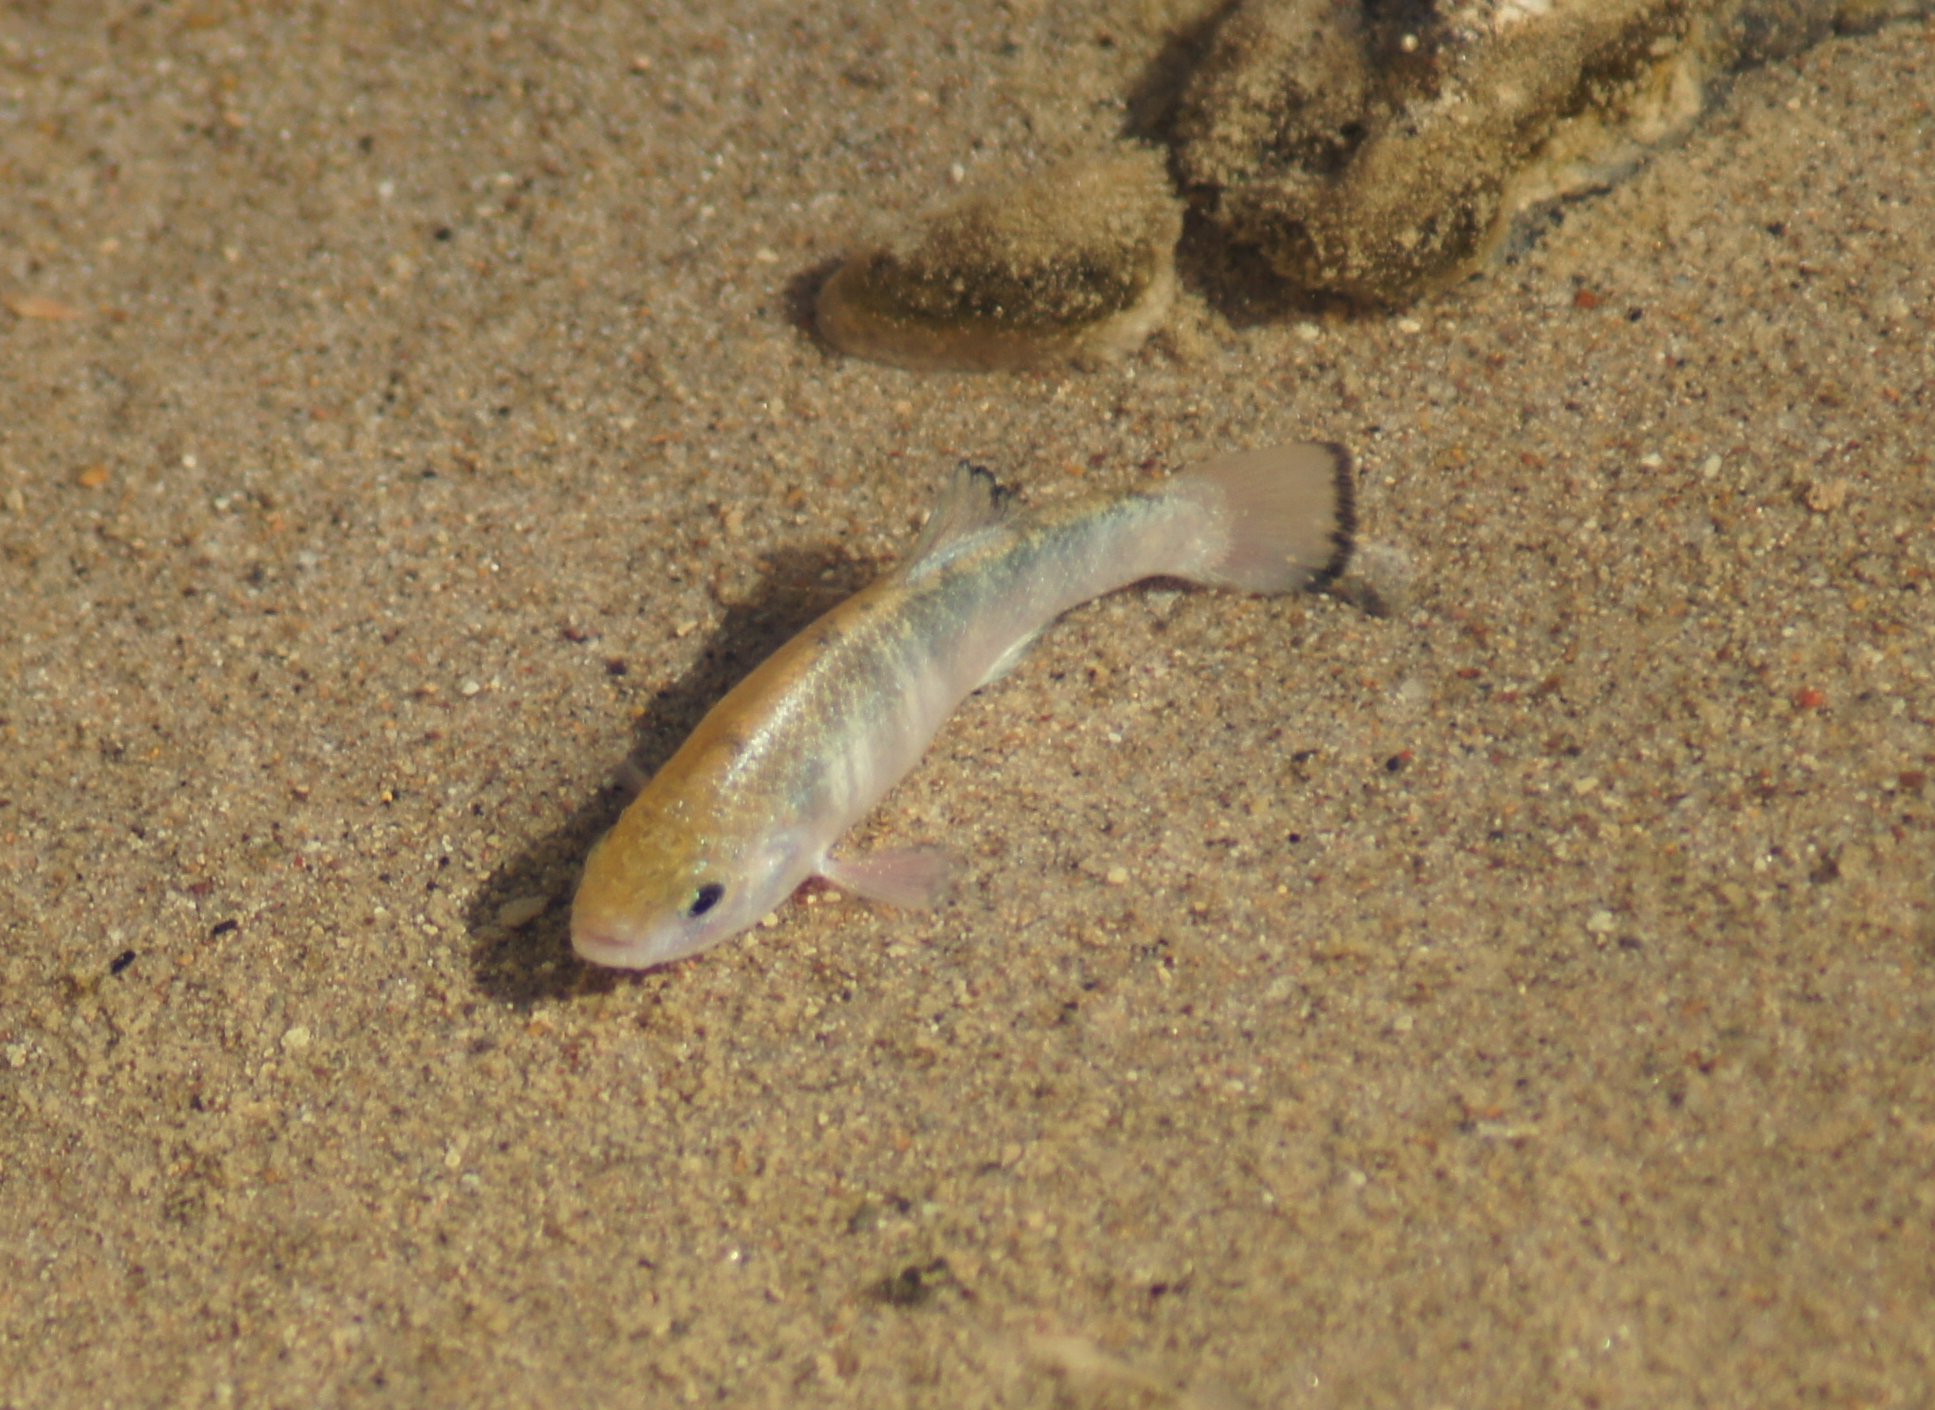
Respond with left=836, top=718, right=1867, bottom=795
left=463, top=542, right=883, bottom=1008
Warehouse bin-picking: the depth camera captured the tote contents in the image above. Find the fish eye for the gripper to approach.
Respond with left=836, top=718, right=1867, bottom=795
left=687, top=882, right=725, bottom=919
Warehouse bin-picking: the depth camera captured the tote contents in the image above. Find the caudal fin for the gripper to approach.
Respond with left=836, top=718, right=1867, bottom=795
left=1176, top=442, right=1354, bottom=594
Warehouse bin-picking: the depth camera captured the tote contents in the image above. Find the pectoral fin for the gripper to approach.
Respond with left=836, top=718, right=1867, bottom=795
left=976, top=631, right=1039, bottom=690
left=820, top=847, right=958, bottom=908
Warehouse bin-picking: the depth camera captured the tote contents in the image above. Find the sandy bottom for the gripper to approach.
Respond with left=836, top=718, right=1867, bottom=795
left=3, top=7, right=1932, bottom=1407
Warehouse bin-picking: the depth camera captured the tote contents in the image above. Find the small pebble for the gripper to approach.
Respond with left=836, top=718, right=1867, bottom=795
left=1804, top=478, right=1850, bottom=513
left=495, top=895, right=550, bottom=929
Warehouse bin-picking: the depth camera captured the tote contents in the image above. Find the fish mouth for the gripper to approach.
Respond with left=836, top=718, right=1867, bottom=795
left=570, top=924, right=659, bottom=970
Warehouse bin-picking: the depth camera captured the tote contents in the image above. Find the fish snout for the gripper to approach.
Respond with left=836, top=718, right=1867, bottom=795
left=569, top=913, right=651, bottom=969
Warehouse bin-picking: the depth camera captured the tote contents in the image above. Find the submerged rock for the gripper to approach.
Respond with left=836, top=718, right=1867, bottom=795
left=816, top=146, right=1183, bottom=372
left=812, top=0, right=1930, bottom=360
left=1172, top=0, right=1932, bottom=305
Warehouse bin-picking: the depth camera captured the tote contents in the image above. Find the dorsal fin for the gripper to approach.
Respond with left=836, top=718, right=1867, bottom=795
left=905, top=461, right=1019, bottom=570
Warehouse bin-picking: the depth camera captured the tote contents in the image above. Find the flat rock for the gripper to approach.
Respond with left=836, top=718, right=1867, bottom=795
left=817, top=145, right=1184, bottom=371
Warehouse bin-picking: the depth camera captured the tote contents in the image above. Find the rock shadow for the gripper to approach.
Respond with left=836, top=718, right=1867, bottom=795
left=784, top=255, right=845, bottom=345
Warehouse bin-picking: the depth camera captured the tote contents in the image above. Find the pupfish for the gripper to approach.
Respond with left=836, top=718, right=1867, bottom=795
left=570, top=442, right=1354, bottom=970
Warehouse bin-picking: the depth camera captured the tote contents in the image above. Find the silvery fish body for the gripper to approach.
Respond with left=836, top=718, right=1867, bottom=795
left=570, top=443, right=1354, bottom=970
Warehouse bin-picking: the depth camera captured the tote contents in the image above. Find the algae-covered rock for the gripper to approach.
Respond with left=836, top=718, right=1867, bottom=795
left=816, top=146, right=1184, bottom=372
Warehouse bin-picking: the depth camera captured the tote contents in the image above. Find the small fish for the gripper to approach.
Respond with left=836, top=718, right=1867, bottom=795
left=571, top=442, right=1355, bottom=970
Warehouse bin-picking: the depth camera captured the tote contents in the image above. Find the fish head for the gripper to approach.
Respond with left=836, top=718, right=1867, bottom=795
left=569, top=796, right=806, bottom=970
